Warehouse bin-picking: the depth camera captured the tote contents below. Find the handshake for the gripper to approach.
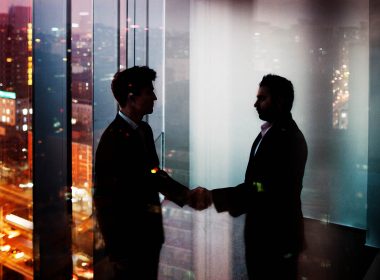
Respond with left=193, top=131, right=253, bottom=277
left=187, top=187, right=213, bottom=211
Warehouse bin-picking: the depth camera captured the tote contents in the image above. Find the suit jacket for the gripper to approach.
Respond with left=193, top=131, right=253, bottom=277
left=94, top=114, right=188, bottom=261
left=212, top=113, right=307, bottom=255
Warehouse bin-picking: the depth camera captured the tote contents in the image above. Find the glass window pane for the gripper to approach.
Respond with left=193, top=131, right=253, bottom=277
left=33, top=0, right=72, bottom=278
left=93, top=0, right=119, bottom=278
left=159, top=0, right=193, bottom=278
left=71, top=0, right=94, bottom=279
left=120, top=0, right=127, bottom=70
left=0, top=1, right=33, bottom=279
left=134, top=0, right=148, bottom=66
left=188, top=0, right=369, bottom=230
left=127, top=0, right=135, bottom=67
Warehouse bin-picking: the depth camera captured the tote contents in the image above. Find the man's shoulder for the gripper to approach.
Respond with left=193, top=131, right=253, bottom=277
left=274, top=117, right=302, bottom=133
left=99, top=117, right=134, bottom=142
left=139, top=120, right=151, bottom=129
left=280, top=119, right=307, bottom=149
left=270, top=118, right=306, bottom=144
left=138, top=120, right=154, bottom=134
left=109, top=115, right=135, bottom=131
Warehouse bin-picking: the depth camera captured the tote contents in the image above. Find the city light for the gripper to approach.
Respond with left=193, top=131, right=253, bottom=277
left=332, top=62, right=350, bottom=129
left=5, top=214, right=33, bottom=230
left=27, top=23, right=32, bottom=51
left=0, top=245, right=11, bottom=252
left=7, top=230, right=20, bottom=239
left=13, top=251, right=25, bottom=259
left=19, top=182, right=33, bottom=188
left=0, top=90, right=16, bottom=99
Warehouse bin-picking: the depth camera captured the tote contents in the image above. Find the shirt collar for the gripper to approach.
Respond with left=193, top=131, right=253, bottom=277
left=118, top=111, right=138, bottom=130
left=260, top=122, right=272, bottom=137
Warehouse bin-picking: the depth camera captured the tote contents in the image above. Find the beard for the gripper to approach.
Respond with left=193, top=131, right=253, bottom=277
left=257, top=110, right=274, bottom=122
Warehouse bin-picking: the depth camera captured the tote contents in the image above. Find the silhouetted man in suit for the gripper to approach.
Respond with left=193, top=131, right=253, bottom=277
left=94, top=66, right=200, bottom=279
left=210, top=74, right=308, bottom=280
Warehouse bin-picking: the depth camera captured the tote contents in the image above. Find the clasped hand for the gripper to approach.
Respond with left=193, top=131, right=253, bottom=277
left=188, top=187, right=212, bottom=211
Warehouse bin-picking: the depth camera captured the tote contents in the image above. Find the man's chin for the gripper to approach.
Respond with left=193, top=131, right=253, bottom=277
left=258, top=112, right=273, bottom=122
left=258, top=114, right=266, bottom=121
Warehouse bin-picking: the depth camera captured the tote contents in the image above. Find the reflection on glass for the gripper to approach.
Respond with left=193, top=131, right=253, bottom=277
left=187, top=0, right=369, bottom=278
left=92, top=0, right=119, bottom=279
left=71, top=0, right=94, bottom=279
left=159, top=1, right=195, bottom=278
left=332, top=64, right=350, bottom=130
left=0, top=1, right=33, bottom=279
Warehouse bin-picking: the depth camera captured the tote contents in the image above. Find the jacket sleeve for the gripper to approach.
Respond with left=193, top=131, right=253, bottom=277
left=212, top=183, right=256, bottom=217
left=142, top=122, right=190, bottom=207
left=150, top=169, right=190, bottom=207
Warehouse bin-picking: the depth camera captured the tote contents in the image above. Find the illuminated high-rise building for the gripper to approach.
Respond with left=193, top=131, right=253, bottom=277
left=72, top=102, right=92, bottom=129
left=72, top=141, right=92, bottom=189
left=3, top=6, right=32, bottom=99
left=0, top=90, right=16, bottom=127
left=160, top=204, right=194, bottom=278
left=15, top=97, right=32, bottom=132
left=0, top=13, right=9, bottom=91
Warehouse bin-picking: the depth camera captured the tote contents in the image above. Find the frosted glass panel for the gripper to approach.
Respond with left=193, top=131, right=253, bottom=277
left=189, top=0, right=369, bottom=234
left=162, top=0, right=376, bottom=278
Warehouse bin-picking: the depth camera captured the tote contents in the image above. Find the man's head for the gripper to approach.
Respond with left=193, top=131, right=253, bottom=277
left=254, top=74, right=294, bottom=122
left=111, top=66, right=157, bottom=115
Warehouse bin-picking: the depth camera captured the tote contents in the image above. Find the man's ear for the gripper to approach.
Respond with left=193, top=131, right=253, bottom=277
left=275, top=96, right=286, bottom=111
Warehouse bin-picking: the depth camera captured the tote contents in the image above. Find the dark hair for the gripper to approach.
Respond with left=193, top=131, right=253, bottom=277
left=111, top=66, right=157, bottom=107
left=259, top=74, right=294, bottom=112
